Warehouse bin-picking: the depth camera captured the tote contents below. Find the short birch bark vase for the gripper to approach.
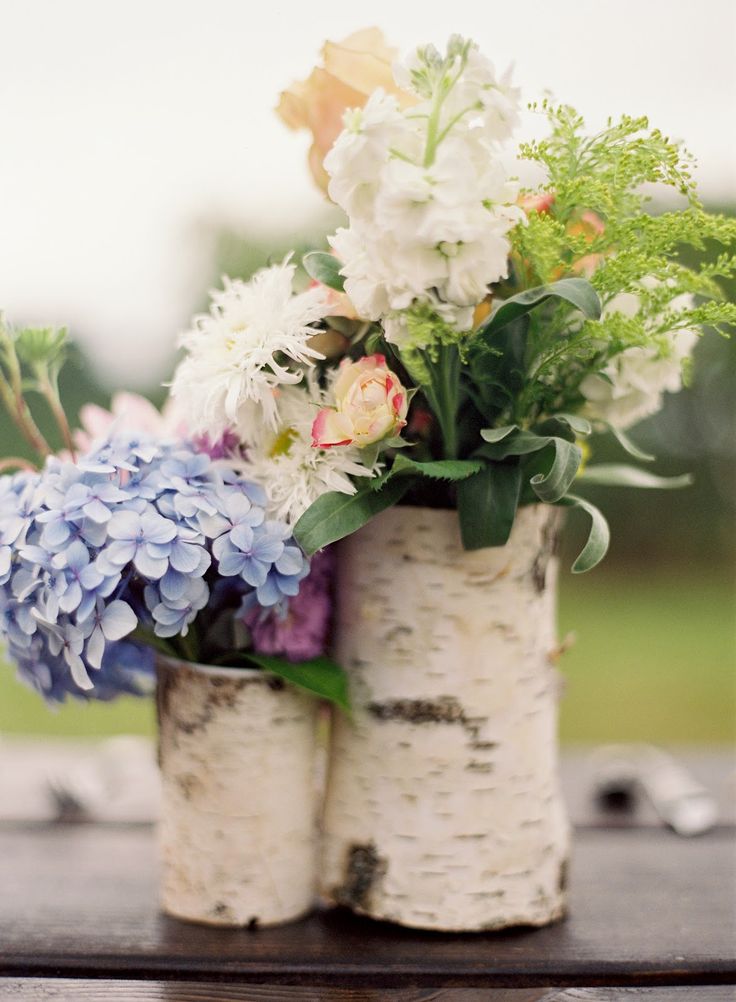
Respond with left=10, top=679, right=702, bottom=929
left=156, top=658, right=319, bottom=927
left=321, top=504, right=570, bottom=932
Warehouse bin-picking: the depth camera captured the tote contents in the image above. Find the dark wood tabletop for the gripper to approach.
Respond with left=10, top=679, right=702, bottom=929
left=0, top=747, right=734, bottom=1001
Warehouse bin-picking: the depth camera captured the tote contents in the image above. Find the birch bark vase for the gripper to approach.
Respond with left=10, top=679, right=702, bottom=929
left=321, top=504, right=569, bottom=932
left=156, top=658, right=319, bottom=927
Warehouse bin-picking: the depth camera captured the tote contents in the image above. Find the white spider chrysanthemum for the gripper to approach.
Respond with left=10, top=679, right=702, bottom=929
left=170, top=259, right=331, bottom=435
left=236, top=374, right=378, bottom=524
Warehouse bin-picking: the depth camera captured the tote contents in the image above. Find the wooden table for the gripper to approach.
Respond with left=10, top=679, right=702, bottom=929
left=0, top=747, right=733, bottom=1001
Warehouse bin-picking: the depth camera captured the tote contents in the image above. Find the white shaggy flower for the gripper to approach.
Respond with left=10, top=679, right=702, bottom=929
left=235, top=376, right=378, bottom=524
left=170, top=260, right=331, bottom=436
left=580, top=291, right=698, bottom=430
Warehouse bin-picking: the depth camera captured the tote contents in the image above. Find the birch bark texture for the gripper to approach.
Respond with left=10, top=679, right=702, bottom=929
left=321, top=503, right=570, bottom=932
left=156, top=658, right=318, bottom=927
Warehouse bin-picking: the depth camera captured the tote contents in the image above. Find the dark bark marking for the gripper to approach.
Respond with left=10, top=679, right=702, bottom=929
left=531, top=509, right=562, bottom=594
left=559, top=857, right=569, bottom=893
left=156, top=660, right=262, bottom=741
left=332, top=842, right=387, bottom=911
left=367, top=696, right=465, bottom=725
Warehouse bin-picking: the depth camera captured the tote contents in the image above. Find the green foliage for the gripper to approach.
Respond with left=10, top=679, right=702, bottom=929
left=303, top=251, right=345, bottom=292
left=241, top=654, right=350, bottom=711
left=372, top=454, right=482, bottom=490
left=502, top=102, right=736, bottom=426
left=0, top=316, right=77, bottom=463
left=577, top=464, right=692, bottom=489
left=457, top=461, right=521, bottom=549
left=475, top=278, right=601, bottom=340
left=293, top=477, right=411, bottom=555
left=557, top=494, right=610, bottom=573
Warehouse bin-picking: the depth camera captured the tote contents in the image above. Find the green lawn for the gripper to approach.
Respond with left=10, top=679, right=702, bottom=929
left=1, top=570, right=733, bottom=743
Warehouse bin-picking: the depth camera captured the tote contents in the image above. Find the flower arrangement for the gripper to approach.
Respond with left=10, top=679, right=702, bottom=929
left=1, top=28, right=735, bottom=700
left=177, top=30, right=734, bottom=572
left=2, top=24, right=734, bottom=935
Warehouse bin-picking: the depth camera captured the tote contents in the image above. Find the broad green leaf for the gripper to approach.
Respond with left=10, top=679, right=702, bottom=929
left=302, top=251, right=345, bottom=292
left=372, top=453, right=483, bottom=491
left=577, top=464, right=692, bottom=489
left=530, top=441, right=583, bottom=503
left=293, top=478, right=410, bottom=555
left=608, top=424, right=656, bottom=462
left=458, top=461, right=522, bottom=550
left=476, top=278, right=602, bottom=339
left=244, top=654, right=350, bottom=711
left=557, top=494, right=610, bottom=573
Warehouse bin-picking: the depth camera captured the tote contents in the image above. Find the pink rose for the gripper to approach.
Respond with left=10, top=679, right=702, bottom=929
left=311, top=354, right=408, bottom=449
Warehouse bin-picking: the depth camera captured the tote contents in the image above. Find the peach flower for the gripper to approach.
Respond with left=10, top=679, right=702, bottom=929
left=311, top=354, right=408, bottom=448
left=276, top=27, right=415, bottom=192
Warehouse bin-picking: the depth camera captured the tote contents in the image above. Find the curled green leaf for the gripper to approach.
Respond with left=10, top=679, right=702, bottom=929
left=557, top=494, right=610, bottom=573
left=577, top=464, right=692, bottom=489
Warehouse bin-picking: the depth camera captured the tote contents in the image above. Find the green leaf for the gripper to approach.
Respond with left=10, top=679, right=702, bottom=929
left=577, top=464, right=692, bottom=489
left=476, top=278, right=602, bottom=339
left=477, top=429, right=559, bottom=460
left=243, top=654, right=350, bottom=711
left=382, top=436, right=413, bottom=449
left=458, top=461, right=522, bottom=550
left=293, top=478, right=411, bottom=555
left=530, top=440, right=582, bottom=503
left=551, top=413, right=592, bottom=437
left=480, top=424, right=520, bottom=443
left=373, top=453, right=483, bottom=490
left=608, top=424, right=656, bottom=462
left=557, top=494, right=610, bottom=573
left=302, top=251, right=345, bottom=292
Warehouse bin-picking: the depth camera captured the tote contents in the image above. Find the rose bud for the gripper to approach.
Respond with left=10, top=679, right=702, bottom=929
left=312, top=354, right=408, bottom=448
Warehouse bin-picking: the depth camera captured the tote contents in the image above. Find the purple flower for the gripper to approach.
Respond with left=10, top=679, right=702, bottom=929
left=243, top=549, right=333, bottom=661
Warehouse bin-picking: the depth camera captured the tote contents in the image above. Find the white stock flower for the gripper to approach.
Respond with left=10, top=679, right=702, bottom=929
left=324, top=37, right=522, bottom=341
left=443, top=52, right=521, bottom=143
left=236, top=376, right=377, bottom=524
left=324, top=90, right=408, bottom=218
left=580, top=291, right=698, bottom=430
left=170, top=260, right=331, bottom=436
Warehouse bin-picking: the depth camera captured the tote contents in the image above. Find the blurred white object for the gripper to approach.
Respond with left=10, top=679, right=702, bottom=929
left=46, top=736, right=160, bottom=823
left=592, top=744, right=719, bottom=836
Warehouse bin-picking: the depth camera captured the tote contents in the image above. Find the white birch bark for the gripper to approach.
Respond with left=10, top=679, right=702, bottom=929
left=156, top=658, right=319, bottom=927
left=321, top=504, right=570, bottom=932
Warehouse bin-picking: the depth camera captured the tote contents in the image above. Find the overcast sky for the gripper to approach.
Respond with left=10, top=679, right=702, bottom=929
left=1, top=0, right=734, bottom=386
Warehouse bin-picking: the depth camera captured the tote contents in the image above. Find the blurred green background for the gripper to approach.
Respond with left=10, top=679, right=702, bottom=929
left=1, top=212, right=734, bottom=744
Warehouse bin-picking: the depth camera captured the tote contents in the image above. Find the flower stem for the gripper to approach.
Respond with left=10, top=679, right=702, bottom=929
left=0, top=456, right=38, bottom=473
left=0, top=371, right=52, bottom=460
left=38, top=371, right=76, bottom=460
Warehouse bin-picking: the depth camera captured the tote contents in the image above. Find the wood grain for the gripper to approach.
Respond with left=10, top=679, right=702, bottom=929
left=0, top=983, right=733, bottom=1001
left=0, top=824, right=733, bottom=988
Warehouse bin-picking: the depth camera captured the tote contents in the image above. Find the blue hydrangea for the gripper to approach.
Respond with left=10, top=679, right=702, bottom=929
left=0, top=433, right=310, bottom=702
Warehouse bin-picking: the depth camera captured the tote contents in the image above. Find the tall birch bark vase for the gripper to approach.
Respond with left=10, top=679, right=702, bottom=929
left=321, top=504, right=570, bottom=932
left=156, top=658, right=319, bottom=927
